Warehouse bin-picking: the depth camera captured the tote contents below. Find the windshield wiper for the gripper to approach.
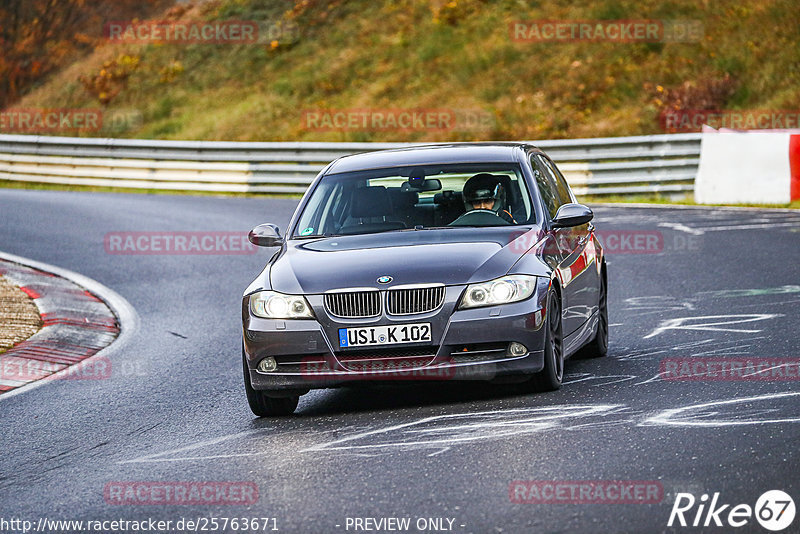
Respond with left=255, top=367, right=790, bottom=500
left=392, top=225, right=452, bottom=232
left=293, top=233, right=342, bottom=239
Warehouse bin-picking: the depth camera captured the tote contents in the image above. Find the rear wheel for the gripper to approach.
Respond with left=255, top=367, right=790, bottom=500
left=580, top=268, right=608, bottom=358
left=242, top=352, right=299, bottom=416
left=531, top=290, right=564, bottom=392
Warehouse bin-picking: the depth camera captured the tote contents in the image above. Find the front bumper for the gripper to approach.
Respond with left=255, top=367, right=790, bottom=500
left=242, top=281, right=549, bottom=392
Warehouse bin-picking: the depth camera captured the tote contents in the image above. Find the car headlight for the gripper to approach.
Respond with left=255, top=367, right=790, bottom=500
left=459, top=275, right=538, bottom=309
left=250, top=290, right=314, bottom=319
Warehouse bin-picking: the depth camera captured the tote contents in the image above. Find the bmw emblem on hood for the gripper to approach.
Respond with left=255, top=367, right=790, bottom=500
left=377, top=276, right=393, bottom=284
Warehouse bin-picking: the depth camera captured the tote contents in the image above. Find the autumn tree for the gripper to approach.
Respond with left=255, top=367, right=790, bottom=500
left=0, top=0, right=169, bottom=109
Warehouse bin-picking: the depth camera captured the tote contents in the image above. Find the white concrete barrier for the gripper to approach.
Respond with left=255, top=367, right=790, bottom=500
left=695, top=131, right=800, bottom=204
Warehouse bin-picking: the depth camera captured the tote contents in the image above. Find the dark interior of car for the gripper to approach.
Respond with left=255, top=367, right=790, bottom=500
left=335, top=172, right=530, bottom=234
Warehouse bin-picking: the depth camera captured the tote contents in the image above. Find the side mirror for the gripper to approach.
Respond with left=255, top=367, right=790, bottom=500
left=248, top=223, right=284, bottom=247
left=552, top=203, right=593, bottom=228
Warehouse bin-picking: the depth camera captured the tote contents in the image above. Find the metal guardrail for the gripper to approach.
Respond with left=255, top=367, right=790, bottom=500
left=0, top=133, right=701, bottom=196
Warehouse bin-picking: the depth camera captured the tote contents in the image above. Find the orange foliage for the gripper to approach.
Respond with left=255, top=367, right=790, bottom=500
left=79, top=54, right=140, bottom=104
left=0, top=0, right=169, bottom=109
left=647, top=75, right=738, bottom=129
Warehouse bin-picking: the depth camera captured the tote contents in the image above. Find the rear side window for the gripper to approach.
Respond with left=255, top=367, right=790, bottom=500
left=530, top=155, right=560, bottom=219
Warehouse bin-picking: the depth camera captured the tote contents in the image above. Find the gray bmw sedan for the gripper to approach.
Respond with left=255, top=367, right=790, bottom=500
left=242, top=143, right=607, bottom=415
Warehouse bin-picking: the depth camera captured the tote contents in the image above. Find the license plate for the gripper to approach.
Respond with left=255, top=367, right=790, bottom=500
left=338, top=323, right=431, bottom=348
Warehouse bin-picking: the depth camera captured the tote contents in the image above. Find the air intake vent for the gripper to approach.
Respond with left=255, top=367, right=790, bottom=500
left=387, top=286, right=445, bottom=315
left=324, top=291, right=381, bottom=318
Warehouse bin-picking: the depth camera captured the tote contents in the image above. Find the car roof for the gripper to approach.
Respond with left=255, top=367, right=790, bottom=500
left=325, top=142, right=543, bottom=174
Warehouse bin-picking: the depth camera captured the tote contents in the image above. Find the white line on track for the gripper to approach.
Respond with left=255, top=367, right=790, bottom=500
left=689, top=221, right=800, bottom=232
left=592, top=203, right=800, bottom=213
left=657, top=222, right=705, bottom=235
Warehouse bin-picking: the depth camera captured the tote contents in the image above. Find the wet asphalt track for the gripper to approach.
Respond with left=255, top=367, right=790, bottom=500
left=1, top=188, right=799, bottom=533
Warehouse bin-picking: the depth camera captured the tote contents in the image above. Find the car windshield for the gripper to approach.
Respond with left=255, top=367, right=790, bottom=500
left=293, top=163, right=535, bottom=237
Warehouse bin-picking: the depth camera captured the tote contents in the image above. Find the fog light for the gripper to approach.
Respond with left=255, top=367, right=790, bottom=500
left=508, top=342, right=528, bottom=357
left=257, top=357, right=278, bottom=373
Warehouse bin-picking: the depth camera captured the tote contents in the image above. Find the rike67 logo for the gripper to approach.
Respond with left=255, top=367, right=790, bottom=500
left=668, top=490, right=795, bottom=531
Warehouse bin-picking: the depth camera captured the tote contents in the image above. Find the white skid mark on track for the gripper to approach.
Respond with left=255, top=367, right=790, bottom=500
left=633, top=337, right=767, bottom=385
left=736, top=298, right=800, bottom=310
left=615, top=349, right=669, bottom=362
left=688, top=346, right=757, bottom=358
left=644, top=314, right=781, bottom=339
left=696, top=285, right=800, bottom=299
left=301, top=405, right=625, bottom=453
left=670, top=339, right=716, bottom=351
left=562, top=417, right=641, bottom=431
left=119, top=429, right=271, bottom=464
left=563, top=373, right=637, bottom=386
left=640, top=392, right=800, bottom=427
left=635, top=373, right=666, bottom=386
left=740, top=363, right=797, bottom=378
left=622, top=296, right=695, bottom=315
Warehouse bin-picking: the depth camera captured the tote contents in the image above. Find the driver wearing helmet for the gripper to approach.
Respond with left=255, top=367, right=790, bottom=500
left=449, top=173, right=516, bottom=226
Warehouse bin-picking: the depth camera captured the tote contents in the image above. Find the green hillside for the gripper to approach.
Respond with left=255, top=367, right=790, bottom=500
left=8, top=0, right=800, bottom=142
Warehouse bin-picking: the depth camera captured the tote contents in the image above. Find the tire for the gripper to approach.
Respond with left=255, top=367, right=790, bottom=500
left=579, top=267, right=608, bottom=358
left=242, top=352, right=299, bottom=417
left=531, top=290, right=564, bottom=392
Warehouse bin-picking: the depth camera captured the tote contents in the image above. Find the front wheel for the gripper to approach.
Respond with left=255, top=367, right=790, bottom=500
left=531, top=290, right=564, bottom=392
left=242, top=352, right=299, bottom=416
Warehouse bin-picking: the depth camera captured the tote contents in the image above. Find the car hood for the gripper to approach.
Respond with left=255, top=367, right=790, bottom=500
left=268, top=227, right=547, bottom=294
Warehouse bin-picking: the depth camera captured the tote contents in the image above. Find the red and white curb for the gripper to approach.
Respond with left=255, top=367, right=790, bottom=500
left=0, top=251, right=138, bottom=399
